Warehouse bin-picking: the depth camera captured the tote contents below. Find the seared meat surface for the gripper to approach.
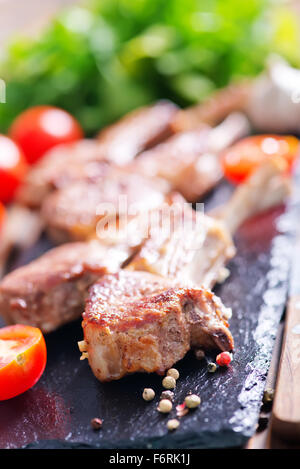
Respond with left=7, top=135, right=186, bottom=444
left=133, top=113, right=249, bottom=201
left=41, top=169, right=169, bottom=243
left=82, top=270, right=234, bottom=381
left=132, top=126, right=219, bottom=202
left=0, top=241, right=128, bottom=333
left=128, top=207, right=235, bottom=289
left=97, top=100, right=178, bottom=165
left=17, top=140, right=110, bottom=209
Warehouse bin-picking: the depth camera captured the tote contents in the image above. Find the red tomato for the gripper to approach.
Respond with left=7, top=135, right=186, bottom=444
left=0, top=135, right=28, bottom=203
left=0, top=202, right=5, bottom=229
left=9, top=105, right=83, bottom=164
left=0, top=325, right=47, bottom=400
left=221, top=135, right=300, bottom=184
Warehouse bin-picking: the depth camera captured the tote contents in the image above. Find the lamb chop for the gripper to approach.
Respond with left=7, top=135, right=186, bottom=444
left=79, top=157, right=290, bottom=381
left=81, top=270, right=234, bottom=382
left=41, top=168, right=169, bottom=243
left=17, top=100, right=178, bottom=209
left=0, top=241, right=129, bottom=333
left=132, top=112, right=249, bottom=202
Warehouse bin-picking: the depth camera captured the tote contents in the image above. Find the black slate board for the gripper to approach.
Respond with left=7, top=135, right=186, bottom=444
left=1, top=172, right=300, bottom=450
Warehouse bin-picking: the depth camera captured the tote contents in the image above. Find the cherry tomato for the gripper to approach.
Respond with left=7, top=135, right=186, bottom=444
left=9, top=105, right=83, bottom=164
left=221, top=135, right=299, bottom=184
left=0, top=135, right=28, bottom=203
left=0, top=202, right=5, bottom=229
left=0, top=325, right=47, bottom=400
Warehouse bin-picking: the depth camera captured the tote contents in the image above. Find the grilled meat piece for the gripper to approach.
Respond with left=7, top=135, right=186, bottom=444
left=0, top=195, right=186, bottom=335
left=0, top=241, right=128, bottom=333
left=41, top=169, right=169, bottom=243
left=127, top=207, right=235, bottom=289
left=133, top=113, right=249, bottom=201
left=82, top=270, right=234, bottom=381
left=16, top=139, right=110, bottom=209
left=97, top=100, right=178, bottom=165
left=80, top=158, right=288, bottom=382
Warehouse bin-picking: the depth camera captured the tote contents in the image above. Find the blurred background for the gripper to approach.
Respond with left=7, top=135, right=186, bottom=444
left=0, top=0, right=300, bottom=135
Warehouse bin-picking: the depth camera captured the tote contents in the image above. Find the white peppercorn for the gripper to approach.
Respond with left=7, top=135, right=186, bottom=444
left=167, top=368, right=179, bottom=380
left=167, top=419, right=180, bottom=431
left=162, top=376, right=176, bottom=389
left=157, top=399, right=173, bottom=413
left=185, top=394, right=201, bottom=409
left=142, top=388, right=155, bottom=401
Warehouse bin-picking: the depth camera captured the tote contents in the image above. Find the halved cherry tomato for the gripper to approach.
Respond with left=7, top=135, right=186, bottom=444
left=0, top=325, right=47, bottom=400
left=0, top=135, right=28, bottom=203
left=9, top=105, right=83, bottom=164
left=0, top=202, right=5, bottom=229
left=221, top=135, right=300, bottom=184
left=0, top=202, right=5, bottom=224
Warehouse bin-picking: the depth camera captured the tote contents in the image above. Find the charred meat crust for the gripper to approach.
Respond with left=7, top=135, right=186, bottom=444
left=16, top=140, right=110, bottom=209
left=132, top=126, right=223, bottom=202
left=0, top=241, right=128, bottom=333
left=41, top=170, right=169, bottom=243
left=82, top=271, right=234, bottom=381
left=97, top=100, right=179, bottom=165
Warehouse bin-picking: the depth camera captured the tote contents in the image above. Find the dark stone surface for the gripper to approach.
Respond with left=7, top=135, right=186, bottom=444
left=1, top=176, right=300, bottom=450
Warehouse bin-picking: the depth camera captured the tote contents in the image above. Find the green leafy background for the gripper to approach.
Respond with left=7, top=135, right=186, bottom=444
left=0, top=0, right=299, bottom=135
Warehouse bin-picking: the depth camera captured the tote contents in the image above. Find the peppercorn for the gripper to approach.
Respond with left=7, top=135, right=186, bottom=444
left=142, top=388, right=155, bottom=401
left=90, top=418, right=103, bottom=430
left=185, top=394, right=201, bottom=409
left=157, top=399, right=173, bottom=413
left=167, top=368, right=179, bottom=380
left=160, top=390, right=174, bottom=402
left=167, top=419, right=180, bottom=431
left=162, top=376, right=176, bottom=389
left=207, top=362, right=217, bottom=373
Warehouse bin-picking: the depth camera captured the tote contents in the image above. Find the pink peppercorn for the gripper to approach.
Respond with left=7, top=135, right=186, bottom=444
left=216, top=351, right=232, bottom=367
